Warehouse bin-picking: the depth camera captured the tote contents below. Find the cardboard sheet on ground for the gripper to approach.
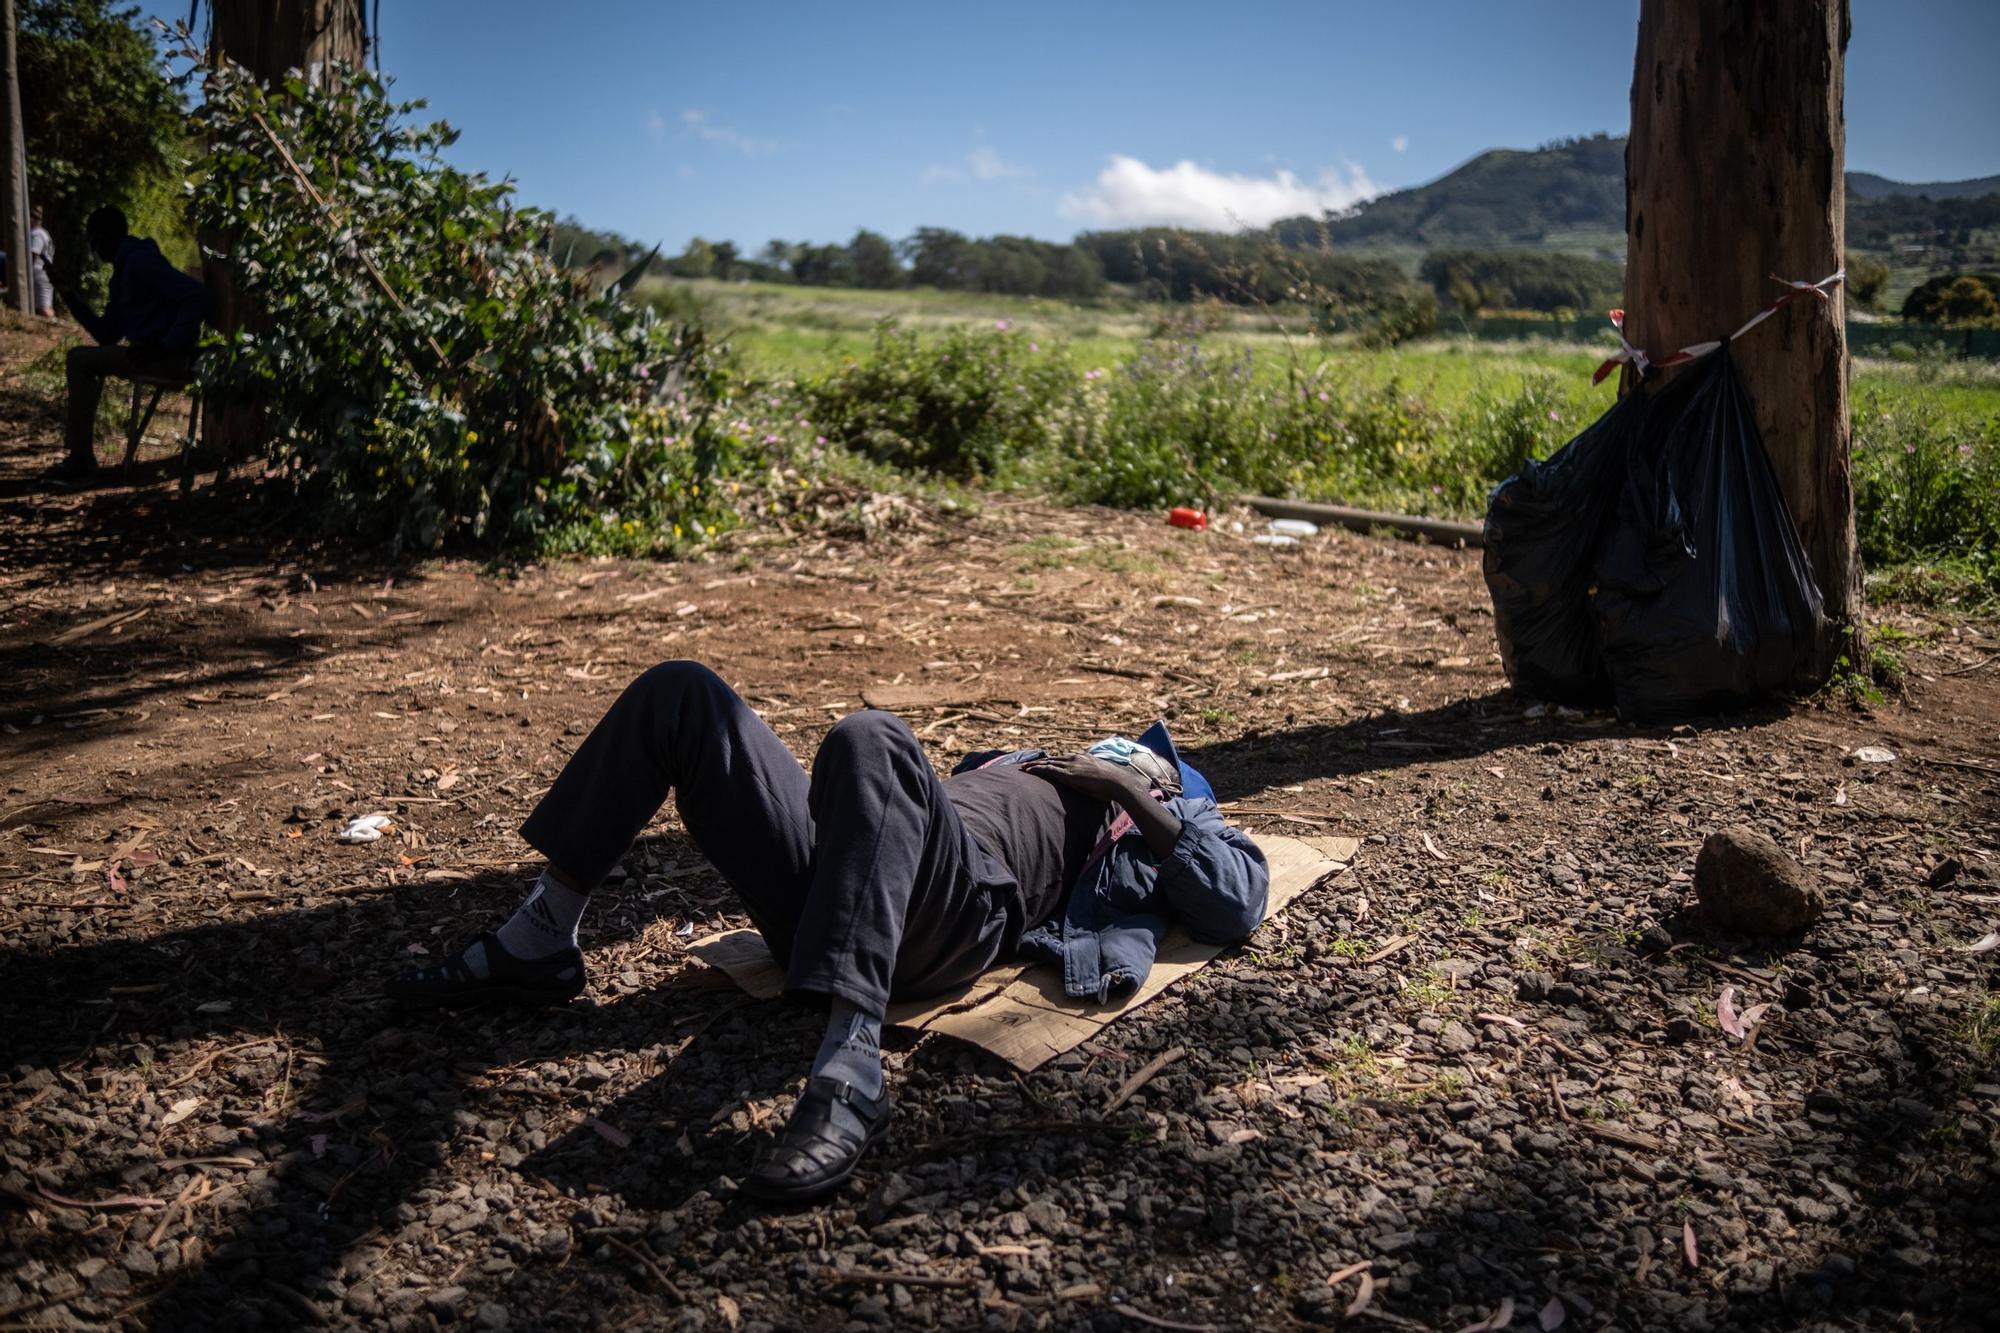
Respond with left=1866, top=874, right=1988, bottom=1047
left=685, top=833, right=1356, bottom=1071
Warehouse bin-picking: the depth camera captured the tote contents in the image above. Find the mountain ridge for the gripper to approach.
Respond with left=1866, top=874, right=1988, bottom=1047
left=1274, top=135, right=1999, bottom=255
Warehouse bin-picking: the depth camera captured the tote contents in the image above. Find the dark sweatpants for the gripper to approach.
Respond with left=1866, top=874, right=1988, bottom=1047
left=63, top=344, right=193, bottom=468
left=520, top=661, right=1018, bottom=1018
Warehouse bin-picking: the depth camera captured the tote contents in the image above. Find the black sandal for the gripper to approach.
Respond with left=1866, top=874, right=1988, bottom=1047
left=742, top=1077, right=894, bottom=1203
left=384, top=931, right=587, bottom=1009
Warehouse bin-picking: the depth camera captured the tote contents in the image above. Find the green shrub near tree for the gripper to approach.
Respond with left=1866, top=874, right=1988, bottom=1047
left=802, top=322, right=1080, bottom=481
left=189, top=62, right=737, bottom=553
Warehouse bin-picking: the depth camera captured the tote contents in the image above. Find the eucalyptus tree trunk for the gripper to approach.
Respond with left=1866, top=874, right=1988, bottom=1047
left=206, top=0, right=367, bottom=86
left=0, top=0, right=28, bottom=315
left=1623, top=0, right=1861, bottom=677
left=201, top=0, right=368, bottom=461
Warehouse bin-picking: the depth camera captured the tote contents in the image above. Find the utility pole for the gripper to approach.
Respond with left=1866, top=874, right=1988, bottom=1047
left=0, top=0, right=29, bottom=315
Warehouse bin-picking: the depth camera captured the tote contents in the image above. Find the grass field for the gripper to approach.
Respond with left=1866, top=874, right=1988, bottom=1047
left=639, top=277, right=2000, bottom=602
left=648, top=276, right=1998, bottom=432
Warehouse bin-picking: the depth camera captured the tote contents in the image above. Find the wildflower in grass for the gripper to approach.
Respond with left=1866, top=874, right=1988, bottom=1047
left=764, top=433, right=780, bottom=445
left=1085, top=368, right=1104, bottom=381
left=995, top=320, right=1010, bottom=332
left=815, top=435, right=827, bottom=445
left=1030, top=341, right=1040, bottom=352
left=1317, top=390, right=1330, bottom=402
left=637, top=366, right=651, bottom=380
left=467, top=430, right=479, bottom=443
left=1548, top=409, right=1562, bottom=422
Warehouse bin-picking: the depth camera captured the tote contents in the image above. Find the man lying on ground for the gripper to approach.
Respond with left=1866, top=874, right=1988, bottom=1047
left=389, top=660, right=1270, bottom=1202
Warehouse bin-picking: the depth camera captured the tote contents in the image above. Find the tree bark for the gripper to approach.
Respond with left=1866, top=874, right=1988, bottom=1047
left=201, top=0, right=367, bottom=461
left=207, top=0, right=367, bottom=86
left=1624, top=0, right=1861, bottom=677
left=0, top=0, right=29, bottom=315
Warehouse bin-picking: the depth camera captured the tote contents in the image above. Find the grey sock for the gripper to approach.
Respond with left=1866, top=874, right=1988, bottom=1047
left=462, top=871, right=590, bottom=977
left=810, top=1000, right=885, bottom=1138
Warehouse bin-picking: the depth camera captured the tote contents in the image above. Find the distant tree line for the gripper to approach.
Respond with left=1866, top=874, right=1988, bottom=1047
left=553, top=216, right=1439, bottom=310
left=552, top=200, right=2000, bottom=325
left=1417, top=249, right=1623, bottom=314
left=1847, top=193, right=2000, bottom=251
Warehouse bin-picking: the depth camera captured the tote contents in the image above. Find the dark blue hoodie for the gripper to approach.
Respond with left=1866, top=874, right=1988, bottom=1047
left=76, top=237, right=209, bottom=352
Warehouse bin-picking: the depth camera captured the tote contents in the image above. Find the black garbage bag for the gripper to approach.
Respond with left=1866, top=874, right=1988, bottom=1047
left=1482, top=387, right=1648, bottom=703
left=1591, top=350, right=1830, bottom=720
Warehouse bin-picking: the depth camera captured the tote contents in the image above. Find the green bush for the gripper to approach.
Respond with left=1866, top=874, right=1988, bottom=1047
left=1064, top=340, right=1272, bottom=508
left=1852, top=388, right=2000, bottom=593
left=801, top=322, right=1079, bottom=480
left=190, top=62, right=737, bottom=553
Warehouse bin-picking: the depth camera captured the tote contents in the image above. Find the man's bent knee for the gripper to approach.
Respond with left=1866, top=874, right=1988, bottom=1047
left=817, top=709, right=920, bottom=768
left=627, top=659, right=724, bottom=707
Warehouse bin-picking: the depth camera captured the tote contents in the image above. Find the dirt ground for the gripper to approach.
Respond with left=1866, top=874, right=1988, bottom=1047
left=3, top=313, right=1998, bottom=1332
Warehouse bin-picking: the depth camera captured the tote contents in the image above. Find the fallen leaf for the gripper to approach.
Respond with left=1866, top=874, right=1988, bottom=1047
left=1226, top=1128, right=1264, bottom=1145
left=1345, top=1271, right=1375, bottom=1319
left=161, top=1097, right=200, bottom=1128
left=1717, top=986, right=1744, bottom=1039
left=1739, top=1002, right=1774, bottom=1035
left=584, top=1116, right=631, bottom=1149
left=1683, top=1219, right=1699, bottom=1269
left=1968, top=932, right=2000, bottom=955
left=1851, top=745, right=1896, bottom=764
left=1475, top=1011, right=1528, bottom=1028
left=717, top=1294, right=740, bottom=1329
left=1538, top=1295, right=1566, bottom=1330
left=1421, top=831, right=1450, bottom=862
left=1326, top=1260, right=1371, bottom=1288
left=195, top=1000, right=233, bottom=1015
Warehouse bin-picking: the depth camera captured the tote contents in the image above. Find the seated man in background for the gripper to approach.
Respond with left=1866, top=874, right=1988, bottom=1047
left=52, top=205, right=209, bottom=482
left=390, top=660, right=1269, bottom=1202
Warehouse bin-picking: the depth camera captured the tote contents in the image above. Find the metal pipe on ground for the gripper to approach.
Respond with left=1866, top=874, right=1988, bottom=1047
left=1240, top=495, right=1484, bottom=549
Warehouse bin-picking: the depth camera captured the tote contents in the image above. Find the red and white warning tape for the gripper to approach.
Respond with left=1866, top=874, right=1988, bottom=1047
left=1592, top=270, right=1845, bottom=385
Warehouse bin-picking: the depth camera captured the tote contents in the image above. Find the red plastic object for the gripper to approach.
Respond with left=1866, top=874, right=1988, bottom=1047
left=1167, top=507, right=1207, bottom=530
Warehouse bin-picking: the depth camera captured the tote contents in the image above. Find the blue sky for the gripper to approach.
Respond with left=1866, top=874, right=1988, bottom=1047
left=152, top=0, right=1999, bottom=252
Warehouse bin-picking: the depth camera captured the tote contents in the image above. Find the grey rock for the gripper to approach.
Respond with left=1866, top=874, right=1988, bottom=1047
left=1516, top=971, right=1554, bottom=1002
left=1695, top=827, right=1825, bottom=935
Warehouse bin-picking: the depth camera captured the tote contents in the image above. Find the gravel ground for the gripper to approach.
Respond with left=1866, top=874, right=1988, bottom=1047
left=3, top=324, right=1998, bottom=1331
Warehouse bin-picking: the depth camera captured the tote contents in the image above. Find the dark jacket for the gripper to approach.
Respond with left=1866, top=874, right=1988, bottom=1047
left=952, top=738, right=1270, bottom=1004
left=75, top=237, right=209, bottom=352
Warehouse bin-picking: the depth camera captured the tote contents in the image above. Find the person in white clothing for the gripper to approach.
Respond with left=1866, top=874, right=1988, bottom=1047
left=28, top=207, right=54, bottom=318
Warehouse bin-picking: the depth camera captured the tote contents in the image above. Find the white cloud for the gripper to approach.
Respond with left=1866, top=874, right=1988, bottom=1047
left=1059, top=155, right=1377, bottom=230
left=1392, top=134, right=1409, bottom=153
left=968, top=146, right=1029, bottom=180
left=922, top=145, right=1033, bottom=185
left=681, top=109, right=778, bottom=156
left=645, top=109, right=668, bottom=143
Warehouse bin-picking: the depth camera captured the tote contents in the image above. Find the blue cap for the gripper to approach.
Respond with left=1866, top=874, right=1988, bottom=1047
left=1137, top=719, right=1214, bottom=803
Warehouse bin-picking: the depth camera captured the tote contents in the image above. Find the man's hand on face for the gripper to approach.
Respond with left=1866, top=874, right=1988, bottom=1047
left=1023, top=754, right=1150, bottom=804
